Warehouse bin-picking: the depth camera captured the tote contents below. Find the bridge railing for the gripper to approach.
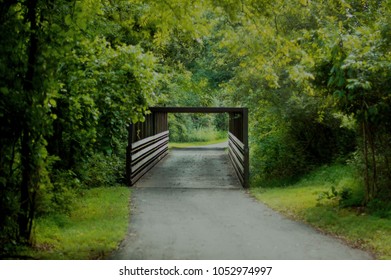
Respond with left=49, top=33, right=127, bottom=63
left=228, top=109, right=249, bottom=188
left=228, top=132, right=245, bottom=186
left=126, top=111, right=169, bottom=185
left=128, top=130, right=169, bottom=185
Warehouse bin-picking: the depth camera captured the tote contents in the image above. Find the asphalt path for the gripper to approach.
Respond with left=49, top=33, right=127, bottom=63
left=110, top=144, right=372, bottom=260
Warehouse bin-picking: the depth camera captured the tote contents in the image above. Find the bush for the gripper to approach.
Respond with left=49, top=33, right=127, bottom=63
left=367, top=199, right=391, bottom=219
left=79, top=153, right=125, bottom=188
left=250, top=92, right=356, bottom=186
left=35, top=170, right=79, bottom=217
left=312, top=164, right=366, bottom=209
left=35, top=151, right=126, bottom=217
left=251, top=127, right=308, bottom=185
left=316, top=186, right=355, bottom=207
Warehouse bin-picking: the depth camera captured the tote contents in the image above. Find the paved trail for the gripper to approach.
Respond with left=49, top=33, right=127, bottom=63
left=111, top=145, right=372, bottom=260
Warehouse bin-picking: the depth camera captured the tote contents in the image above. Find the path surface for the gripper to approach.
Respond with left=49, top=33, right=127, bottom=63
left=111, top=145, right=372, bottom=260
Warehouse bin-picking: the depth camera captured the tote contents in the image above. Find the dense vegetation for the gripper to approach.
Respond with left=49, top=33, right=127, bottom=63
left=1, top=0, right=390, bottom=255
left=251, top=164, right=391, bottom=259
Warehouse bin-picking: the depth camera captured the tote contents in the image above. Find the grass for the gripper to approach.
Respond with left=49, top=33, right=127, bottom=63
left=250, top=164, right=391, bottom=259
left=170, top=126, right=227, bottom=145
left=169, top=137, right=227, bottom=149
left=169, top=126, right=228, bottom=148
left=25, top=186, right=131, bottom=259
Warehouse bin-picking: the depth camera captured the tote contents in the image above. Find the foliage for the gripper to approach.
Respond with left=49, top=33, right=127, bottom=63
left=28, top=187, right=130, bottom=259
left=367, top=199, right=391, bottom=219
left=251, top=163, right=391, bottom=259
left=1, top=0, right=55, bottom=247
left=79, top=153, right=126, bottom=189
left=213, top=1, right=358, bottom=184
left=169, top=113, right=227, bottom=143
left=320, top=2, right=391, bottom=202
left=2, top=0, right=391, bottom=253
left=0, top=0, right=161, bottom=251
left=317, top=185, right=354, bottom=208
left=170, top=126, right=227, bottom=143
left=35, top=168, right=79, bottom=217
left=210, top=0, right=391, bottom=206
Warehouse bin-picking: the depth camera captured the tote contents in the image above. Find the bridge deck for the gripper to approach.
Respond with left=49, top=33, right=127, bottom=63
left=134, top=144, right=240, bottom=189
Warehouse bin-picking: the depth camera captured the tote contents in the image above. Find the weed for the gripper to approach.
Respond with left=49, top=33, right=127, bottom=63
left=317, top=186, right=353, bottom=207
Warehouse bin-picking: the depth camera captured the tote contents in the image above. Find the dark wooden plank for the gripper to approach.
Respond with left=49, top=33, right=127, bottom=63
left=228, top=132, right=245, bottom=150
left=228, top=145, right=244, bottom=173
left=228, top=149, right=244, bottom=184
left=132, top=137, right=168, bottom=162
left=228, top=142, right=244, bottom=166
left=228, top=138, right=245, bottom=162
left=131, top=150, right=168, bottom=185
left=132, top=130, right=169, bottom=149
left=132, top=145, right=168, bottom=174
left=150, top=107, right=246, bottom=114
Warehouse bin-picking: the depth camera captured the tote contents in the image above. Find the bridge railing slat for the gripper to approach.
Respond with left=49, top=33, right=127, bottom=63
left=229, top=150, right=244, bottom=184
left=228, top=138, right=245, bottom=163
left=132, top=131, right=169, bottom=150
left=129, top=130, right=169, bottom=185
left=228, top=132, right=246, bottom=185
left=132, top=136, right=168, bottom=162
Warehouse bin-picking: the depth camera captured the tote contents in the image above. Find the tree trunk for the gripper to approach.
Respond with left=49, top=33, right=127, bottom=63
left=18, top=0, right=39, bottom=243
left=363, top=121, right=370, bottom=203
left=367, top=124, right=377, bottom=198
left=19, top=129, right=32, bottom=242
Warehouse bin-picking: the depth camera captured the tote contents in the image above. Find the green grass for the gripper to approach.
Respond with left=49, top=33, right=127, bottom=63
left=169, top=137, right=227, bottom=148
left=169, top=126, right=228, bottom=148
left=170, top=126, right=227, bottom=144
left=251, top=164, right=391, bottom=259
left=27, top=186, right=131, bottom=259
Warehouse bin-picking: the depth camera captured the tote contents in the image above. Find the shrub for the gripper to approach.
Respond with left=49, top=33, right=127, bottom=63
left=367, top=199, right=391, bottom=219
left=35, top=169, right=79, bottom=217
left=79, top=153, right=125, bottom=188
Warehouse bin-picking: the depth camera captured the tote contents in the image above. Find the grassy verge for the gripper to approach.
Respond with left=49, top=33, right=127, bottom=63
left=25, top=186, right=131, bottom=259
left=250, top=164, right=391, bottom=259
left=169, top=138, right=227, bottom=149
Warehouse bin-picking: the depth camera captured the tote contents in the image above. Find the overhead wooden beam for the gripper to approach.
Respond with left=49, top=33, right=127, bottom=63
left=149, top=107, right=246, bottom=114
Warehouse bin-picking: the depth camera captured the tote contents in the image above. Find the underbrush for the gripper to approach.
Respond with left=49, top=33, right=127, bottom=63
left=170, top=126, right=227, bottom=143
left=23, top=187, right=131, bottom=259
left=251, top=164, right=391, bottom=259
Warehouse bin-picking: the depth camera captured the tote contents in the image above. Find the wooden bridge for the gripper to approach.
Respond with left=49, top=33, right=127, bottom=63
left=126, top=107, right=249, bottom=188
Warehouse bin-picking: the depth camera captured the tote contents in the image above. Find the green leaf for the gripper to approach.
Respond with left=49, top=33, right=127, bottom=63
left=65, top=14, right=72, bottom=26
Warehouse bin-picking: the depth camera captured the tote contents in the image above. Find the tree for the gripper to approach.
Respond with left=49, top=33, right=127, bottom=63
left=1, top=0, right=162, bottom=250
left=324, top=2, right=391, bottom=202
left=0, top=0, right=53, bottom=245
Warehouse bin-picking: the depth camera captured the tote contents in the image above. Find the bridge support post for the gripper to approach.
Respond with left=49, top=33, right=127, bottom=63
left=242, top=108, right=249, bottom=189
left=126, top=123, right=133, bottom=186
left=228, top=108, right=249, bottom=188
